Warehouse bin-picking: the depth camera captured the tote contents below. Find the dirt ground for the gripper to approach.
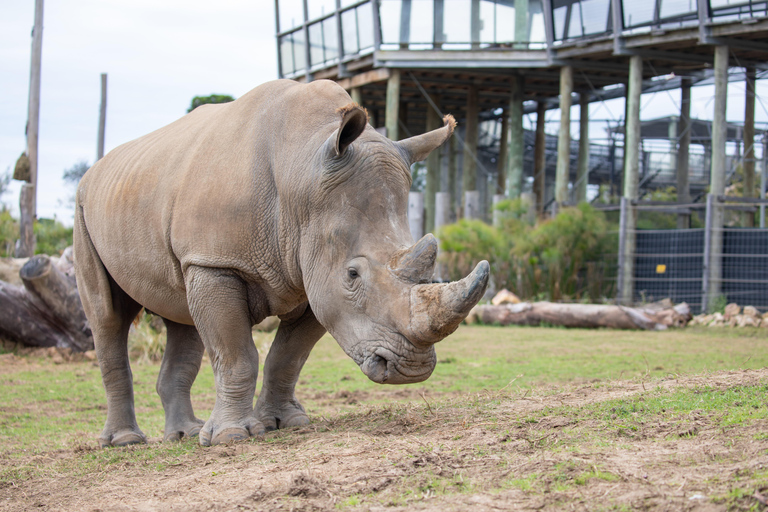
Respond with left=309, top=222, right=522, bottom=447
left=1, top=359, right=767, bottom=511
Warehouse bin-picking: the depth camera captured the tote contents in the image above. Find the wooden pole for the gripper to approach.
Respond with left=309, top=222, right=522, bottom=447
left=677, top=78, right=692, bottom=228
left=576, top=93, right=589, bottom=203
left=449, top=135, right=457, bottom=220
left=463, top=86, right=479, bottom=196
left=555, top=65, right=572, bottom=205
left=514, top=0, right=530, bottom=49
left=385, top=69, right=401, bottom=140
left=17, top=0, right=44, bottom=258
left=97, top=73, right=107, bottom=161
left=708, top=45, right=728, bottom=305
left=508, top=75, right=524, bottom=199
left=533, top=101, right=547, bottom=216
left=498, top=110, right=509, bottom=196
left=425, top=95, right=441, bottom=233
left=744, top=67, right=756, bottom=226
left=408, top=192, right=424, bottom=241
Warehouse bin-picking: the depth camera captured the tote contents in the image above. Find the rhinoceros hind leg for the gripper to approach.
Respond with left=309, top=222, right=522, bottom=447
left=185, top=266, right=266, bottom=446
left=157, top=319, right=206, bottom=442
left=75, top=206, right=147, bottom=448
left=256, top=303, right=326, bottom=431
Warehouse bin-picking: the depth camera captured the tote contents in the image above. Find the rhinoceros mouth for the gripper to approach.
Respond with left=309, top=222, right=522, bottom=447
left=358, top=343, right=435, bottom=384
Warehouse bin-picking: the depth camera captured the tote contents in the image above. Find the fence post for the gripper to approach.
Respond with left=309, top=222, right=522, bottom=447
left=617, top=197, right=627, bottom=304
left=408, top=192, right=424, bottom=241
left=701, top=193, right=714, bottom=313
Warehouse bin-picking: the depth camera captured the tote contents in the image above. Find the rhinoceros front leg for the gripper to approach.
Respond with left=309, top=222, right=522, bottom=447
left=156, top=319, right=206, bottom=441
left=256, top=303, right=326, bottom=430
left=185, top=266, right=264, bottom=446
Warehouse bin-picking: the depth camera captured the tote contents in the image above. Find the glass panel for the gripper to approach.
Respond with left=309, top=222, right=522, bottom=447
left=342, top=8, right=360, bottom=55
left=293, top=29, right=307, bottom=72
left=308, top=22, right=325, bottom=65
left=341, top=0, right=360, bottom=6
left=496, top=1, right=515, bottom=43
left=580, top=0, right=610, bottom=35
left=308, top=0, right=336, bottom=20
left=568, top=2, right=583, bottom=37
left=410, top=0, right=434, bottom=44
left=480, top=0, right=496, bottom=43
left=279, top=34, right=295, bottom=74
left=443, top=0, right=472, bottom=43
left=623, top=0, right=655, bottom=27
left=279, top=0, right=305, bottom=32
left=553, top=4, right=568, bottom=39
left=659, top=0, right=697, bottom=18
left=529, top=0, right=546, bottom=43
left=357, top=2, right=375, bottom=49
left=379, top=0, right=403, bottom=44
left=323, top=16, right=339, bottom=60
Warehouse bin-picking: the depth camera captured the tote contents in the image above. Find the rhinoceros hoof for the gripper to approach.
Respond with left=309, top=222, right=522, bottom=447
left=257, top=402, right=310, bottom=431
left=99, top=428, right=148, bottom=448
left=199, top=419, right=266, bottom=446
left=163, top=418, right=205, bottom=442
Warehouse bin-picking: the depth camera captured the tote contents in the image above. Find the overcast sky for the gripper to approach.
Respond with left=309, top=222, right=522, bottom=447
left=1, top=2, right=766, bottom=225
left=1, top=0, right=277, bottom=223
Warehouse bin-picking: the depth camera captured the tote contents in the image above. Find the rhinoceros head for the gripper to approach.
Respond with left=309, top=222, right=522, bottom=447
left=302, top=102, right=489, bottom=384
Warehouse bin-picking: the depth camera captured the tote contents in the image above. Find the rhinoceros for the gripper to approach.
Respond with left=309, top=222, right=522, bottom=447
left=74, top=79, right=489, bottom=447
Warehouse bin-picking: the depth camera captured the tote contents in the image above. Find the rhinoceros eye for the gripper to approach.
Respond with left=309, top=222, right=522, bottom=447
left=348, top=268, right=359, bottom=279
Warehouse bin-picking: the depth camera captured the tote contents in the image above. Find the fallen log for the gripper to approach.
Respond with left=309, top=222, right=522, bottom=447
left=468, top=301, right=691, bottom=331
left=0, top=250, right=92, bottom=351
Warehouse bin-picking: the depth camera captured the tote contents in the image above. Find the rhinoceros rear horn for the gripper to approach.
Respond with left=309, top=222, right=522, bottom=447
left=334, top=103, right=368, bottom=156
left=389, top=234, right=438, bottom=284
left=397, top=115, right=456, bottom=165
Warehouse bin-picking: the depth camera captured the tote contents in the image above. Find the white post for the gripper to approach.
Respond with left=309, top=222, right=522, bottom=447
left=464, top=190, right=480, bottom=220
left=492, top=194, right=506, bottom=228
left=408, top=191, right=424, bottom=241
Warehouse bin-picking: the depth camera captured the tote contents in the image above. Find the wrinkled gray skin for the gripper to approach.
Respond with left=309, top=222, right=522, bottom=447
left=74, top=79, right=489, bottom=447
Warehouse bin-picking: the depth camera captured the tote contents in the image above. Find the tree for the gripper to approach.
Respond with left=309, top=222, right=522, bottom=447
left=187, top=94, right=235, bottom=113
left=63, top=160, right=89, bottom=185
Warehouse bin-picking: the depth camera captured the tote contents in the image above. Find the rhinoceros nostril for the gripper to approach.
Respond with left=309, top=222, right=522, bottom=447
left=361, top=353, right=389, bottom=383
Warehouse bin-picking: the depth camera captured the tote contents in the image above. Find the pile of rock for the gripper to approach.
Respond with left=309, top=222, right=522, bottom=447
left=689, top=303, right=768, bottom=328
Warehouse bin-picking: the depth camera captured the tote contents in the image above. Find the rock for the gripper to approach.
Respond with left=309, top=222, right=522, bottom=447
left=84, top=350, right=97, bottom=361
left=737, top=315, right=761, bottom=328
left=724, top=303, right=741, bottom=319
left=743, top=306, right=760, bottom=319
left=491, top=289, right=521, bottom=306
left=708, top=312, right=725, bottom=327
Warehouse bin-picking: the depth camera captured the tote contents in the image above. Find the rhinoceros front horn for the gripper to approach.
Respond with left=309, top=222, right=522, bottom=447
left=408, top=260, right=490, bottom=346
left=389, top=234, right=438, bottom=284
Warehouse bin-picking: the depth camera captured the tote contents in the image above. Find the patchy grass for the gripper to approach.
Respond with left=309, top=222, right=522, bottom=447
left=1, top=325, right=767, bottom=511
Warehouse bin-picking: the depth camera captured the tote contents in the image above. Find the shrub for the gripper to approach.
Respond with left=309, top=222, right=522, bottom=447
left=34, top=218, right=73, bottom=256
left=0, top=207, right=19, bottom=257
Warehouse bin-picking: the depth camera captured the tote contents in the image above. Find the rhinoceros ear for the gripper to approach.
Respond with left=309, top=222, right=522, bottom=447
left=334, top=103, right=368, bottom=157
left=396, top=115, right=456, bottom=165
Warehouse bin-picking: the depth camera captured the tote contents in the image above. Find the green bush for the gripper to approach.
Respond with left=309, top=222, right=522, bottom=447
left=34, top=218, right=73, bottom=256
left=438, top=203, right=612, bottom=302
left=0, top=207, right=19, bottom=257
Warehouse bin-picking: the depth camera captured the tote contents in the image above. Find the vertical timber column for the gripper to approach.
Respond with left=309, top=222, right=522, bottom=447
left=744, top=67, right=756, bottom=226
left=386, top=69, right=401, bottom=141
left=434, top=191, right=451, bottom=280
left=350, top=87, right=362, bottom=106
left=425, top=95, right=442, bottom=233
left=555, top=65, right=573, bottom=205
left=470, top=0, right=481, bottom=49
left=497, top=110, right=509, bottom=196
left=464, top=86, right=479, bottom=218
left=576, top=93, right=589, bottom=203
left=533, top=101, right=547, bottom=216
left=408, top=192, right=424, bottom=241
left=707, top=45, right=729, bottom=309
left=619, top=55, right=642, bottom=306
left=677, top=78, right=692, bottom=228
left=97, top=73, right=107, bottom=160
left=508, top=74, right=525, bottom=199
left=18, top=0, right=44, bottom=258
left=449, top=135, right=458, bottom=220
left=514, top=0, right=530, bottom=49
left=399, top=0, right=412, bottom=49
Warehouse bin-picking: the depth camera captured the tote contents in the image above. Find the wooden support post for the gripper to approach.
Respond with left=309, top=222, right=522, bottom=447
left=385, top=69, right=401, bottom=141
left=97, top=73, right=107, bottom=161
left=515, top=0, right=530, bottom=49
left=620, top=55, right=642, bottom=307
left=399, top=0, right=412, bottom=48
left=425, top=95, right=442, bottom=233
left=17, top=0, right=44, bottom=258
left=464, top=190, right=480, bottom=220
left=555, top=65, right=572, bottom=205
left=434, top=191, right=451, bottom=280
left=508, top=75, right=524, bottom=199
left=350, top=87, right=362, bottom=105
left=677, top=78, right=692, bottom=228
left=492, top=194, right=505, bottom=228
left=533, top=101, right=547, bottom=216
left=449, top=134, right=458, bottom=220
left=576, top=93, right=589, bottom=203
left=498, top=110, right=509, bottom=196
left=463, top=86, right=479, bottom=197
left=744, top=67, right=756, bottom=226
left=761, top=135, right=767, bottom=228
left=707, top=45, right=728, bottom=305
left=408, top=191, right=424, bottom=241
left=470, top=0, right=481, bottom=49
